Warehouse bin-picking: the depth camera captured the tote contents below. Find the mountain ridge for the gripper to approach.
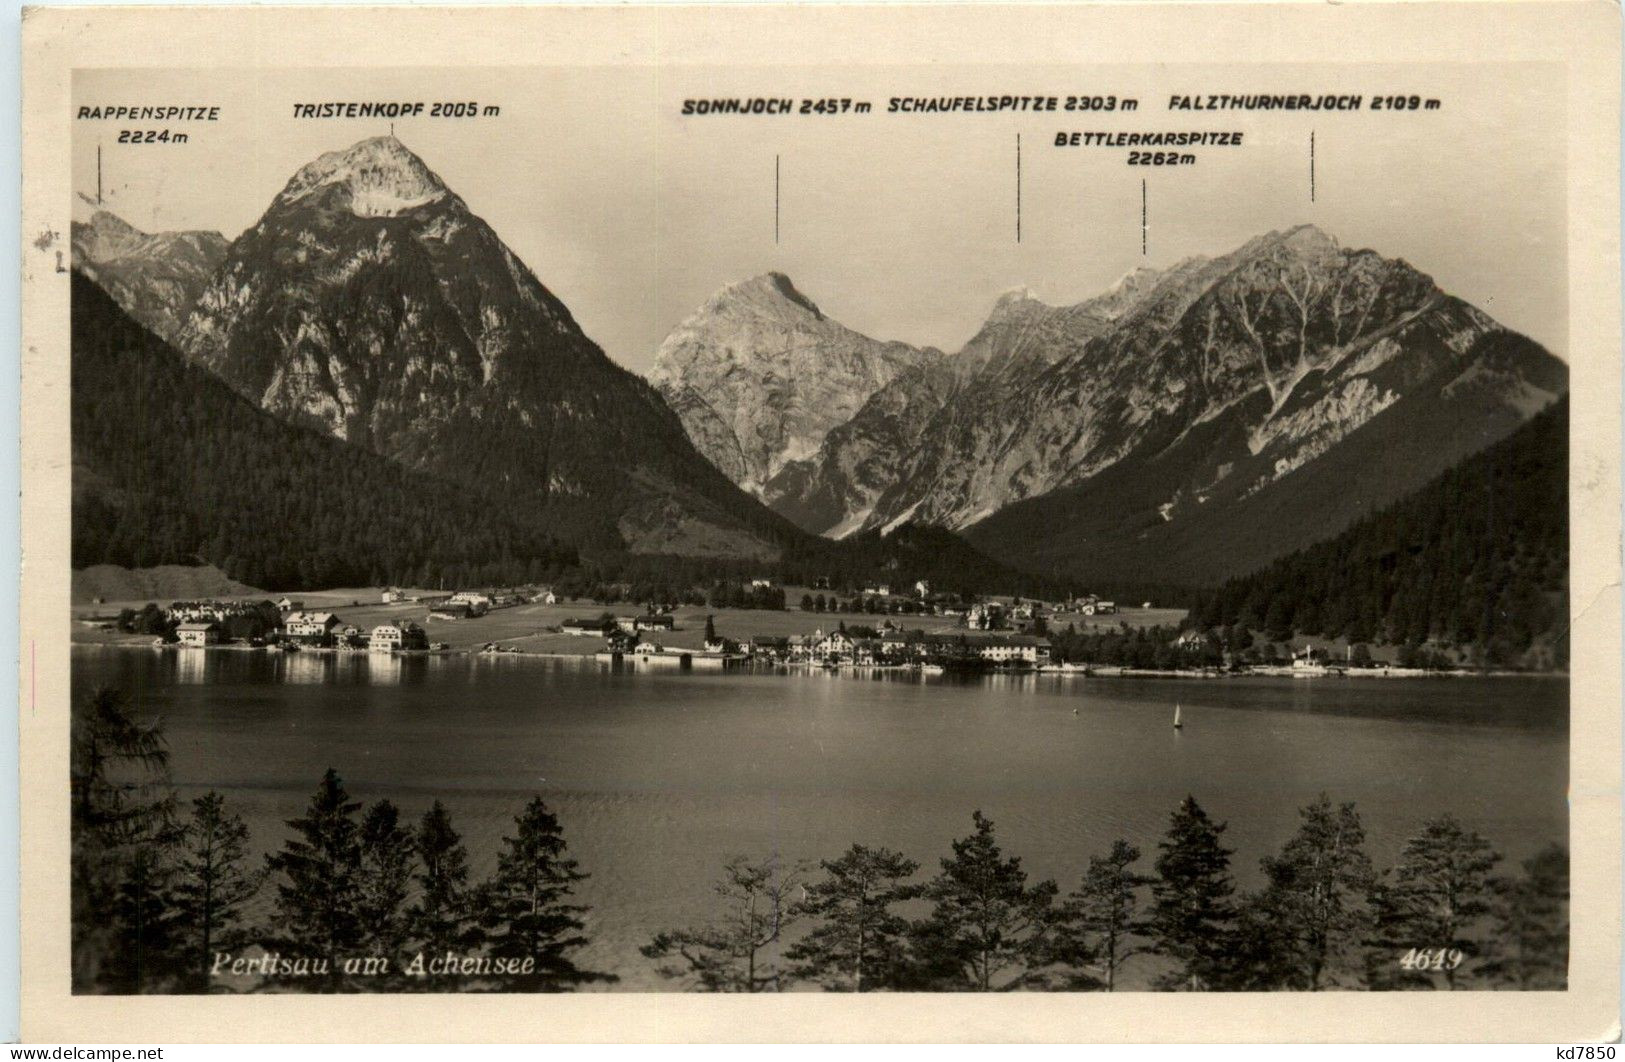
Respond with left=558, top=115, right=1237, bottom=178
left=649, top=272, right=942, bottom=495
left=71, top=196, right=229, bottom=346
left=675, top=224, right=1564, bottom=587
left=170, top=135, right=805, bottom=561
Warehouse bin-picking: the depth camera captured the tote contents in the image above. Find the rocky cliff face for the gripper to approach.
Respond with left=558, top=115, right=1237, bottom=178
left=861, top=226, right=1537, bottom=534
left=649, top=273, right=940, bottom=496
left=751, top=225, right=1564, bottom=584
left=174, top=135, right=798, bottom=558
left=765, top=259, right=1184, bottom=536
left=71, top=196, right=227, bottom=346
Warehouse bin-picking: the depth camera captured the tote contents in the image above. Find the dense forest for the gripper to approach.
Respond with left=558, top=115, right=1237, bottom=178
left=1189, top=398, right=1568, bottom=667
left=72, top=272, right=590, bottom=590
left=528, top=529, right=1084, bottom=608
left=73, top=270, right=1079, bottom=600
left=781, top=523, right=1082, bottom=601
left=76, top=686, right=1567, bottom=994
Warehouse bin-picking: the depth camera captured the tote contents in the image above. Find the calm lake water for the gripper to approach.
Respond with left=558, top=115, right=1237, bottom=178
left=73, top=646, right=1568, bottom=990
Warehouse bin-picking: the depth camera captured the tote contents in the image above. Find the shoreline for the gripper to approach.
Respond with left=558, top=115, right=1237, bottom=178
left=69, top=637, right=1570, bottom=680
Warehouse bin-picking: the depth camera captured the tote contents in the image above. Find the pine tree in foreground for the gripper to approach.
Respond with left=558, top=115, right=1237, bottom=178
left=71, top=686, right=180, bottom=994
left=642, top=855, right=804, bottom=992
left=1482, top=843, right=1568, bottom=989
left=406, top=800, right=481, bottom=991
left=172, top=791, right=260, bottom=992
left=1244, top=795, right=1376, bottom=990
left=264, top=768, right=365, bottom=992
left=108, top=842, right=182, bottom=994
left=786, top=845, right=921, bottom=992
left=355, top=799, right=416, bottom=985
left=1366, top=814, right=1501, bottom=990
left=479, top=796, right=614, bottom=991
left=1051, top=839, right=1154, bottom=991
left=1149, top=796, right=1236, bottom=991
left=907, top=811, right=1057, bottom=991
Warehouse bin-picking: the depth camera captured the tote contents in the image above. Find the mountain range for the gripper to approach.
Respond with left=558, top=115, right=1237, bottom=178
left=653, top=227, right=1565, bottom=585
left=71, top=194, right=227, bottom=346
left=76, top=136, right=803, bottom=563
left=649, top=272, right=940, bottom=497
left=71, top=134, right=1567, bottom=593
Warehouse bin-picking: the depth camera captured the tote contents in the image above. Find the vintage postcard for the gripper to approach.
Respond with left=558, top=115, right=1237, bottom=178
left=17, top=0, right=1622, bottom=1043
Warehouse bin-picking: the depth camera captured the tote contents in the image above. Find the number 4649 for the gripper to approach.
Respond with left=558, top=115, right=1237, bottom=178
left=1398, top=947, right=1464, bottom=970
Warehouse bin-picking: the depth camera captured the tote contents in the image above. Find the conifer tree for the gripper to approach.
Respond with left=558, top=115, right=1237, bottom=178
left=172, top=791, right=260, bottom=992
left=406, top=800, right=480, bottom=990
left=1482, top=843, right=1568, bottom=989
left=107, top=843, right=183, bottom=994
left=265, top=768, right=364, bottom=992
left=479, top=796, right=612, bottom=991
left=786, top=845, right=921, bottom=992
left=1149, top=796, right=1236, bottom=991
left=1245, top=795, right=1376, bottom=990
left=1051, top=839, right=1154, bottom=991
left=71, top=687, right=180, bottom=993
left=643, top=855, right=803, bottom=992
left=356, top=799, right=416, bottom=980
left=907, top=811, right=1057, bottom=990
left=1366, top=814, right=1501, bottom=989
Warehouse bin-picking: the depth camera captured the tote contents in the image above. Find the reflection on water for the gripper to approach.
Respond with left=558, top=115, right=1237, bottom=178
left=173, top=647, right=208, bottom=686
left=158, top=648, right=443, bottom=688
left=72, top=646, right=1567, bottom=990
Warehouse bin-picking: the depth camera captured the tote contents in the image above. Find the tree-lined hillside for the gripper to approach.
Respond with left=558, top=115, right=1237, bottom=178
left=72, top=271, right=581, bottom=590
left=74, top=272, right=1053, bottom=598
left=1190, top=397, right=1568, bottom=667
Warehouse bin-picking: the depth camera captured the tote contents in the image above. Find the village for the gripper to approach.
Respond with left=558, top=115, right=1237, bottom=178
left=74, top=582, right=1110, bottom=668
left=72, top=578, right=1418, bottom=677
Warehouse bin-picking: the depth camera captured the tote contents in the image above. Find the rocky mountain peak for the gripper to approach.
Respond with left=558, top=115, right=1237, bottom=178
left=985, top=286, right=1052, bottom=322
left=274, top=135, right=450, bottom=217
left=1085, top=266, right=1167, bottom=320
left=1107, top=265, right=1160, bottom=290
left=783, top=224, right=1563, bottom=558
left=651, top=272, right=940, bottom=495
left=71, top=199, right=230, bottom=346
left=166, top=136, right=797, bottom=560
left=72, top=198, right=144, bottom=259
left=1278, top=222, right=1339, bottom=252
left=707, top=271, right=826, bottom=322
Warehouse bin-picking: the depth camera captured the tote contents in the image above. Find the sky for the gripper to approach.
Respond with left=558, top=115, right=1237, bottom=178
left=74, top=62, right=1567, bottom=373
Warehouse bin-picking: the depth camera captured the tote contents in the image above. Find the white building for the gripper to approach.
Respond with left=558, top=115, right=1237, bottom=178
left=284, top=611, right=339, bottom=640
left=814, top=630, right=856, bottom=662
left=973, top=634, right=1052, bottom=665
left=370, top=622, right=428, bottom=651
left=447, top=591, right=491, bottom=615
left=967, top=602, right=1005, bottom=630
left=175, top=621, right=220, bottom=647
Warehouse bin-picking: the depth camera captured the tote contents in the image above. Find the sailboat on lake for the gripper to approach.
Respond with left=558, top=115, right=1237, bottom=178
left=1173, top=703, right=1183, bottom=730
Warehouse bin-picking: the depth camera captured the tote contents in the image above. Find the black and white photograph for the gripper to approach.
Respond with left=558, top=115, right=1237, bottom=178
left=17, top=1, right=1623, bottom=1044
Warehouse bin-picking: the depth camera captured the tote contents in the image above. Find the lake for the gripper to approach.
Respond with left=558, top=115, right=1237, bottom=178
left=73, top=646, right=1569, bottom=990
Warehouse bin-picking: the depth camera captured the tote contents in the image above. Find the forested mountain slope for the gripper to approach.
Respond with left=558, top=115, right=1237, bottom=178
left=1188, top=397, right=1568, bottom=666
